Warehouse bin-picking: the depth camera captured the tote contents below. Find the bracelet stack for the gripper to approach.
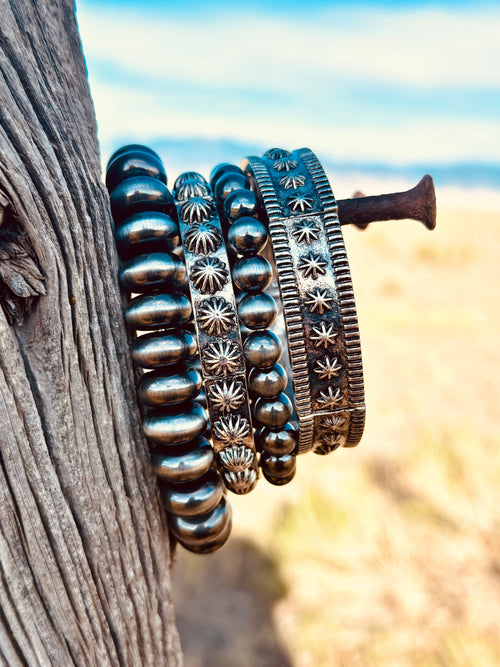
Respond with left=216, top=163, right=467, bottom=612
left=106, top=144, right=365, bottom=554
left=106, top=146, right=231, bottom=554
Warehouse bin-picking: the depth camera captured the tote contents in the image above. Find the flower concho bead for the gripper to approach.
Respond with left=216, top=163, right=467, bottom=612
left=173, top=170, right=258, bottom=495
left=107, top=146, right=231, bottom=554
left=211, top=162, right=298, bottom=487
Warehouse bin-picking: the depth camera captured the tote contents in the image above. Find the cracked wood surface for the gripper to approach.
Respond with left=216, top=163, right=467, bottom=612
left=0, top=1, right=182, bottom=664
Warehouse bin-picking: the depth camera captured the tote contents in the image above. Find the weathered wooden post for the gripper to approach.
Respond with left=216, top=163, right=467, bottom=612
left=0, top=1, right=182, bottom=663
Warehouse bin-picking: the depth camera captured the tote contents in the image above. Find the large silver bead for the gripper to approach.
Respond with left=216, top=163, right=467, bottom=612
left=120, top=253, right=186, bottom=292
left=160, top=469, right=223, bottom=517
left=169, top=496, right=231, bottom=544
left=238, top=292, right=277, bottom=330
left=152, top=437, right=214, bottom=483
left=125, top=292, right=191, bottom=330
left=227, top=216, right=268, bottom=255
left=243, top=330, right=282, bottom=369
left=253, top=393, right=292, bottom=429
left=138, top=367, right=202, bottom=406
left=143, top=402, right=207, bottom=446
left=248, top=363, right=287, bottom=399
left=180, top=512, right=232, bottom=554
left=106, top=150, right=167, bottom=192
left=115, top=212, right=179, bottom=259
left=107, top=144, right=160, bottom=170
left=110, top=175, right=174, bottom=223
left=131, top=330, right=197, bottom=368
left=232, top=255, right=272, bottom=292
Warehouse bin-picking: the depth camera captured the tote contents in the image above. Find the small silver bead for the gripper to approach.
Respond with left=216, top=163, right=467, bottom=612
left=253, top=393, right=292, bottom=429
left=257, top=423, right=297, bottom=456
left=131, top=330, right=197, bottom=368
left=243, top=330, right=282, bottom=369
left=233, top=255, right=272, bottom=292
left=238, top=292, right=277, bottom=330
left=119, top=253, right=186, bottom=292
left=261, top=452, right=296, bottom=486
left=223, top=189, right=259, bottom=222
left=180, top=513, right=232, bottom=554
left=169, top=495, right=231, bottom=545
left=152, top=437, right=214, bottom=483
left=248, top=363, right=287, bottom=399
left=125, top=292, right=191, bottom=330
left=227, top=217, right=268, bottom=255
left=210, top=163, right=244, bottom=189
left=160, top=469, right=223, bottom=517
left=115, top=212, right=179, bottom=258
left=137, top=367, right=202, bottom=406
left=143, top=402, right=207, bottom=446
left=214, top=172, right=250, bottom=202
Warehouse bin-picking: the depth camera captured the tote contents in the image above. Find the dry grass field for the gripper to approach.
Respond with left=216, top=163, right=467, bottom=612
left=173, top=199, right=500, bottom=667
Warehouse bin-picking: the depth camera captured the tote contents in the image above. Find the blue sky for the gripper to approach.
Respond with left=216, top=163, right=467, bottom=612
left=76, top=0, right=500, bottom=189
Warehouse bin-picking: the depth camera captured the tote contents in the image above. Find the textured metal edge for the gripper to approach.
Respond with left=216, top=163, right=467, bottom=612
left=298, top=149, right=365, bottom=446
left=244, top=156, right=315, bottom=452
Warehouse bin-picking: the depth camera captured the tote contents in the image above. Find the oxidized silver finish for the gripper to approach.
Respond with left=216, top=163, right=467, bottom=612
left=160, top=469, right=223, bottom=517
left=137, top=367, right=202, bottom=406
left=125, top=292, right=191, bottom=330
left=169, top=495, right=231, bottom=544
left=142, top=402, right=207, bottom=446
left=174, top=176, right=258, bottom=494
left=131, top=329, right=197, bottom=368
left=152, top=438, right=214, bottom=483
left=174, top=503, right=232, bottom=554
left=119, top=252, right=186, bottom=292
left=243, top=148, right=365, bottom=452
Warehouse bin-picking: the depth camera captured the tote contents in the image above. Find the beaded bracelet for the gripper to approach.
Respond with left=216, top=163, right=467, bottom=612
left=211, top=165, right=299, bottom=486
left=106, top=145, right=231, bottom=554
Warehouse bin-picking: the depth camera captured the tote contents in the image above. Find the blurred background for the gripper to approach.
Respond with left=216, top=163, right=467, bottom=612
left=77, top=1, right=500, bottom=665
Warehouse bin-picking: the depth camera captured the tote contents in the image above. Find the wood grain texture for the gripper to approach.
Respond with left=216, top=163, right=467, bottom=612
left=0, top=1, right=182, bottom=664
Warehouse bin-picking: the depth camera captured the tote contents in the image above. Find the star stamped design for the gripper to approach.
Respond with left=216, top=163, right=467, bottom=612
left=175, top=179, right=211, bottom=201
left=320, top=415, right=346, bottom=430
left=204, top=340, right=242, bottom=376
left=310, top=321, right=338, bottom=348
left=184, top=222, right=221, bottom=255
left=218, top=444, right=254, bottom=471
left=288, top=194, right=314, bottom=213
left=292, top=219, right=320, bottom=245
left=224, top=468, right=257, bottom=494
left=208, top=379, right=245, bottom=412
left=297, top=252, right=327, bottom=280
left=316, top=431, right=344, bottom=455
left=279, top=174, right=306, bottom=190
left=305, top=288, right=333, bottom=314
left=196, top=297, right=235, bottom=336
left=264, top=148, right=290, bottom=160
left=213, top=415, right=251, bottom=446
left=191, top=256, right=228, bottom=294
left=273, top=156, right=298, bottom=172
left=317, top=386, right=343, bottom=409
left=314, top=356, right=342, bottom=380
left=180, top=196, right=215, bottom=223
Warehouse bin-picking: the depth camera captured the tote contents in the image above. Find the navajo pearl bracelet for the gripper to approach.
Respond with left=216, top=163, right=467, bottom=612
left=106, top=146, right=231, bottom=554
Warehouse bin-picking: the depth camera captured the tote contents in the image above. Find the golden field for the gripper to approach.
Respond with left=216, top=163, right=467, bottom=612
left=173, top=200, right=500, bottom=667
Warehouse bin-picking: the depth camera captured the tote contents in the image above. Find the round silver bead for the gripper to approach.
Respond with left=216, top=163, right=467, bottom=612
left=223, top=189, right=259, bottom=222
left=243, top=330, right=282, bottom=369
left=115, top=212, right=179, bottom=259
left=238, top=292, right=277, bottom=330
left=107, top=144, right=160, bottom=170
left=160, top=469, right=223, bottom=517
left=253, top=393, right=292, bottom=429
left=233, top=255, right=272, bottom=292
left=257, top=423, right=297, bottom=456
left=227, top=217, right=268, bottom=255
left=119, top=253, right=186, bottom=292
left=110, top=175, right=174, bottom=223
left=180, top=513, right=232, bottom=554
left=152, top=438, right=214, bottom=483
left=137, top=366, right=202, bottom=406
left=214, top=172, right=250, bottom=202
left=143, top=402, right=207, bottom=446
left=210, top=163, right=244, bottom=189
left=125, top=292, right=191, bottom=330
left=261, top=452, right=296, bottom=486
left=248, top=363, right=287, bottom=399
left=169, top=495, right=231, bottom=544
left=131, top=330, right=197, bottom=368
left=106, top=150, right=167, bottom=192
